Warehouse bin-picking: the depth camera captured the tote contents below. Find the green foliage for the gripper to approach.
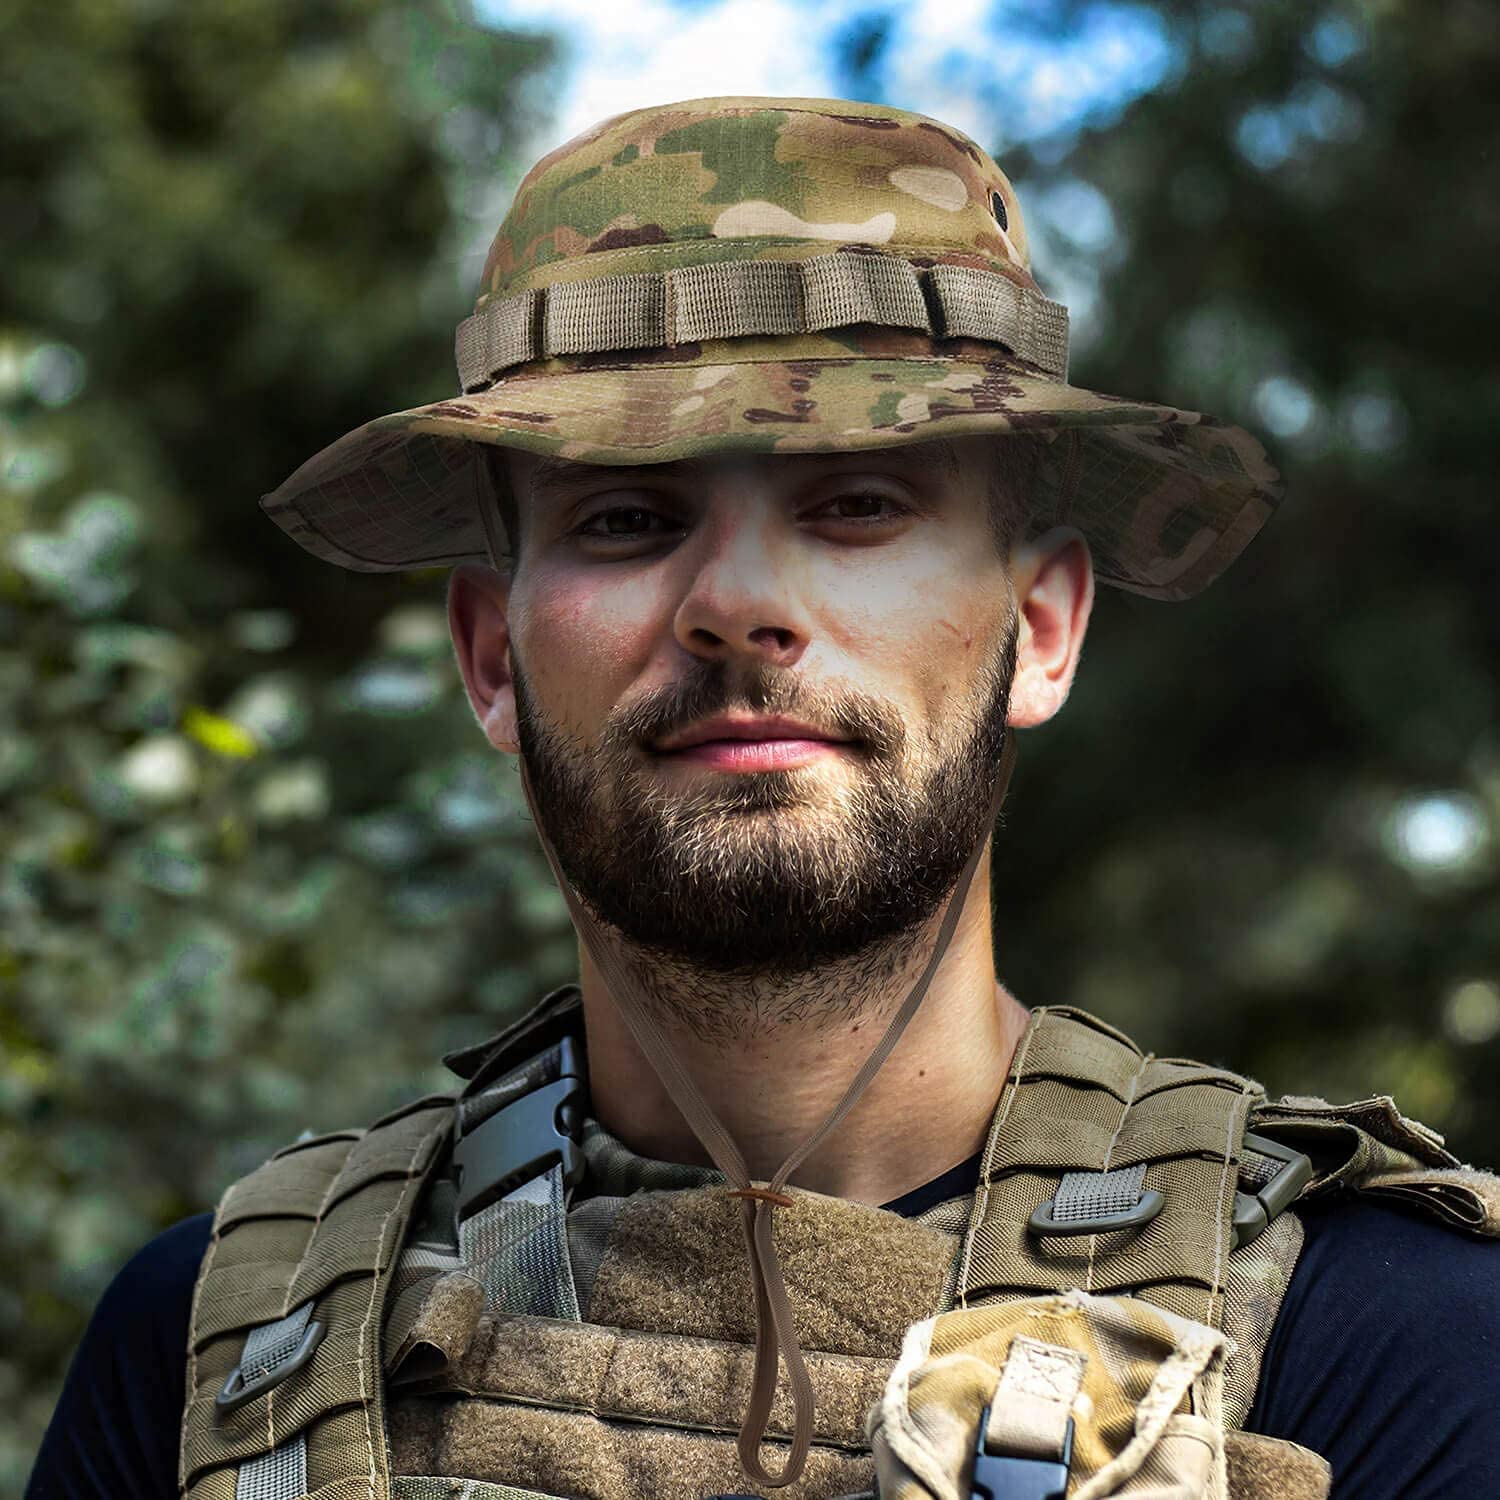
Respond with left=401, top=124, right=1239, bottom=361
left=0, top=0, right=563, bottom=1483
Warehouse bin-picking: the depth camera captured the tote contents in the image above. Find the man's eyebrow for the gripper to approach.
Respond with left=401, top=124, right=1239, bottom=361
left=525, top=440, right=960, bottom=501
left=926, top=439, right=961, bottom=482
left=526, top=454, right=709, bottom=497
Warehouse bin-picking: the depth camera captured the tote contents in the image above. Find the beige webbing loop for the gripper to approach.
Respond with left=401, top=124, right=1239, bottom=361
left=456, top=250, right=1070, bottom=391
left=515, top=731, right=1019, bottom=1487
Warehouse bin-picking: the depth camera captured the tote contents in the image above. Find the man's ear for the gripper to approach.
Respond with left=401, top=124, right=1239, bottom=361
left=447, top=563, right=520, bottom=753
left=1006, top=526, right=1095, bottom=729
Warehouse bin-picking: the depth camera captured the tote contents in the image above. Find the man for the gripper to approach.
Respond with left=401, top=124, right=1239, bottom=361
left=29, top=97, right=1500, bottom=1500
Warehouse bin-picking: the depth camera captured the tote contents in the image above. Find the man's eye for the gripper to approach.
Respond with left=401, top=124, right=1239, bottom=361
left=817, top=493, right=911, bottom=523
left=576, top=505, right=673, bottom=538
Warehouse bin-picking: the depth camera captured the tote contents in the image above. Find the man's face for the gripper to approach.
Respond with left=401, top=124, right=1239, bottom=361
left=471, top=436, right=1025, bottom=985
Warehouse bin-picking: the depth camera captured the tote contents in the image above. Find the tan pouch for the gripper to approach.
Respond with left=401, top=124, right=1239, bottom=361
left=867, top=1289, right=1229, bottom=1500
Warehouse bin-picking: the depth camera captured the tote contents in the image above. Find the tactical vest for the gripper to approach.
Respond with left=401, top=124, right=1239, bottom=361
left=179, top=987, right=1500, bottom=1500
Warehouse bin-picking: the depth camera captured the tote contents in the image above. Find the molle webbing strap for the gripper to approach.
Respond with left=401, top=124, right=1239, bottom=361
left=230, top=1303, right=316, bottom=1500
left=180, top=1097, right=454, bottom=1500
left=455, top=250, right=1071, bottom=392
left=514, top=732, right=1019, bottom=1490
left=957, top=1007, right=1262, bottom=1327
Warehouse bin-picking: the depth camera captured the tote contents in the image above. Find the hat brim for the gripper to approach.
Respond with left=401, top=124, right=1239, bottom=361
left=261, top=348, right=1283, bottom=601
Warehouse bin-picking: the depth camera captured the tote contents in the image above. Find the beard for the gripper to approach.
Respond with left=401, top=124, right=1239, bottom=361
left=510, top=617, right=1017, bottom=1033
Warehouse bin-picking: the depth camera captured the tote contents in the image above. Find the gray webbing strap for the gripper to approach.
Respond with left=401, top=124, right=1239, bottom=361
left=232, top=1303, right=313, bottom=1500
left=459, top=1161, right=581, bottom=1321
left=1050, top=1162, right=1150, bottom=1223
left=454, top=249, right=1070, bottom=392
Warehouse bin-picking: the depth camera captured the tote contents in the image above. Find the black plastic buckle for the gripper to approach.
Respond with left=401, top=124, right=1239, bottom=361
left=1027, top=1188, right=1164, bottom=1237
left=1232, top=1131, right=1313, bottom=1250
left=971, top=1410, right=1073, bottom=1500
left=215, top=1318, right=326, bottom=1416
left=452, top=1034, right=586, bottom=1220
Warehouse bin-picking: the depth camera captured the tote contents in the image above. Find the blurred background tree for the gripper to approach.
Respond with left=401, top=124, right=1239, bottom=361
left=0, top=0, right=568, bottom=1479
left=3, top=0, right=1497, bottom=1482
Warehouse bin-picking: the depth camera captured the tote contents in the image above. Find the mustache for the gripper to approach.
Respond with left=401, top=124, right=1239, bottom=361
left=608, top=661, right=907, bottom=760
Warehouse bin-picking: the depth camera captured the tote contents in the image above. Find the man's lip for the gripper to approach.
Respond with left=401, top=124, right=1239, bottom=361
left=653, top=716, right=850, bottom=752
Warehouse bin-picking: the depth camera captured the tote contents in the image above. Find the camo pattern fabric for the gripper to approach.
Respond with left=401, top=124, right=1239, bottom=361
left=869, top=1288, right=1229, bottom=1500
left=261, top=96, right=1285, bottom=601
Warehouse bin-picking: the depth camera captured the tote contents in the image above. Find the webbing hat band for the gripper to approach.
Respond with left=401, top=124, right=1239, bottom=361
left=455, top=250, right=1071, bottom=393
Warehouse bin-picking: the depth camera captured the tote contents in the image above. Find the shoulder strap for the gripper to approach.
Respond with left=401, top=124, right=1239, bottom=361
left=1252, top=1092, right=1500, bottom=1235
left=957, top=1005, right=1272, bottom=1328
left=179, top=1094, right=454, bottom=1500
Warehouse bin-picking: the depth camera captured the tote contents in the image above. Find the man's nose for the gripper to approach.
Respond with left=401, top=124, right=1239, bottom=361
left=670, top=509, right=812, bottom=669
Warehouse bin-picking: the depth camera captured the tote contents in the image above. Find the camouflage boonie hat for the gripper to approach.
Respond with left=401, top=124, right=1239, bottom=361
left=263, top=96, right=1284, bottom=601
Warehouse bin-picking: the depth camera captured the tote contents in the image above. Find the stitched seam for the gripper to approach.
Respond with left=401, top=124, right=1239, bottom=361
left=956, top=1007, right=1045, bottom=1308
left=491, top=350, right=1066, bottom=377
left=181, top=1182, right=234, bottom=1492
left=488, top=235, right=1033, bottom=279
left=988, top=1007, right=1044, bottom=1165
left=1207, top=1086, right=1257, bottom=1325
left=1086, top=1050, right=1151, bottom=1293
left=356, top=1127, right=434, bottom=1498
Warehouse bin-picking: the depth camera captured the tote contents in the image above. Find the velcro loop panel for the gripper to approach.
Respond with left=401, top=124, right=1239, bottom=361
left=387, top=1396, right=876, bottom=1500
left=394, top=1313, right=892, bottom=1450
left=1359, top=1167, right=1500, bottom=1233
left=384, top=1270, right=486, bottom=1384
left=1252, top=1093, right=1458, bottom=1194
left=453, top=249, right=1069, bottom=391
left=1224, top=1430, right=1333, bottom=1500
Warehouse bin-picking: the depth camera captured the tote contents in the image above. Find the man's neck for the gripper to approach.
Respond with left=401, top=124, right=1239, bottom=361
left=577, top=870, right=1030, bottom=1207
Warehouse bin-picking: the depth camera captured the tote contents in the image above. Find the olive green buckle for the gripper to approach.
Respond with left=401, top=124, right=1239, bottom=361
left=1232, top=1132, right=1313, bottom=1250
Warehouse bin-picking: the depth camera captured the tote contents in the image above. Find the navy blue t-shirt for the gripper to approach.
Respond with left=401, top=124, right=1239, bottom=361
left=27, top=1161, right=1500, bottom=1498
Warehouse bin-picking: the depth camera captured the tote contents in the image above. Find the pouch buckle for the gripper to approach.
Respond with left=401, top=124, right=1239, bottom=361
left=971, top=1411, right=1073, bottom=1500
left=215, top=1312, right=326, bottom=1417
left=452, top=1034, right=586, bottom=1220
left=1232, top=1131, right=1313, bottom=1250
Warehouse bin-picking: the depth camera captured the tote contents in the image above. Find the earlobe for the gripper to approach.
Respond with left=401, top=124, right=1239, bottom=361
left=482, top=702, right=520, bottom=755
left=1005, top=527, right=1094, bottom=730
left=447, top=563, right=521, bottom=755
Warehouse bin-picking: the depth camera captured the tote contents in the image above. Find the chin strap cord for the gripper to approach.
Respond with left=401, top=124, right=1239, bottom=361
left=515, top=731, right=1019, bottom=1487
